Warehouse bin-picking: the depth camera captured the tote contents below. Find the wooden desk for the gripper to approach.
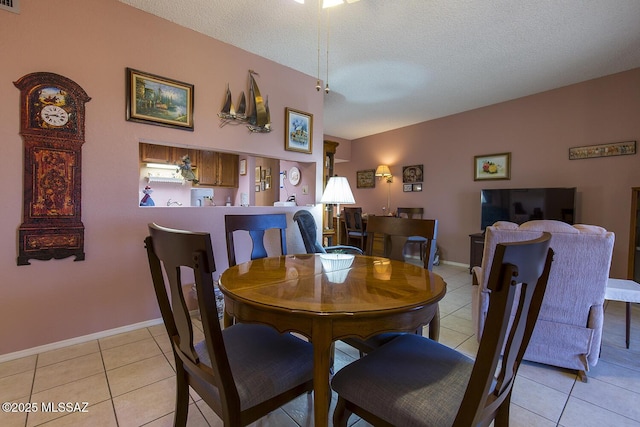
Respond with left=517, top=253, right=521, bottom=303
left=219, top=254, right=446, bottom=427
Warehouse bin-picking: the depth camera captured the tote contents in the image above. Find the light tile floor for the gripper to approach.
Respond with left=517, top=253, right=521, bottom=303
left=1, top=264, right=638, bottom=426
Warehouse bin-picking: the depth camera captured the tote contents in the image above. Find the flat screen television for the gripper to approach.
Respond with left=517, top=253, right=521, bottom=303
left=480, top=187, right=576, bottom=231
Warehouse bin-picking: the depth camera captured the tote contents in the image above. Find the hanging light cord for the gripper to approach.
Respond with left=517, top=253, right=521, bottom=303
left=316, top=0, right=322, bottom=91
left=325, top=8, right=330, bottom=93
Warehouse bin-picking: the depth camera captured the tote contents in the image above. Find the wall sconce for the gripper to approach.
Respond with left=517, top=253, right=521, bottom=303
left=375, top=165, right=392, bottom=183
left=375, top=165, right=393, bottom=215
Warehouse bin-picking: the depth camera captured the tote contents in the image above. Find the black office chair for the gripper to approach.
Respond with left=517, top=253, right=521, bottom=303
left=331, top=233, right=554, bottom=427
left=145, top=223, right=313, bottom=427
left=293, top=210, right=363, bottom=255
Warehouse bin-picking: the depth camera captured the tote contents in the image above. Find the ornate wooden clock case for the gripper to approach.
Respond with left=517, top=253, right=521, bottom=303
left=14, top=72, right=91, bottom=265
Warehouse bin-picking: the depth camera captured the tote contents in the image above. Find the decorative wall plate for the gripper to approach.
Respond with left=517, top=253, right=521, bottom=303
left=289, top=166, right=301, bottom=186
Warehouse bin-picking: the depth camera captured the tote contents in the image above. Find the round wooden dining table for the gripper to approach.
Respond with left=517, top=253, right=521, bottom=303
left=218, top=253, right=447, bottom=427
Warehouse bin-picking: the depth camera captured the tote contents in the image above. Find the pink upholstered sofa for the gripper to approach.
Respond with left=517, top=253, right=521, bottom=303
left=471, top=220, right=615, bottom=379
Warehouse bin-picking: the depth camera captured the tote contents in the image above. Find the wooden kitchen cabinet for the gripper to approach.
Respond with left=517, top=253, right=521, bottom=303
left=139, top=143, right=197, bottom=167
left=198, top=150, right=239, bottom=187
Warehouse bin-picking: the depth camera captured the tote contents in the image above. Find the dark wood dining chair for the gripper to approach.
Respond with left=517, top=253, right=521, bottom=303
left=341, top=215, right=440, bottom=355
left=224, top=213, right=287, bottom=267
left=331, top=233, right=554, bottom=427
left=343, top=207, right=367, bottom=250
left=396, top=207, right=433, bottom=261
left=293, top=210, right=363, bottom=255
left=145, top=223, right=313, bottom=427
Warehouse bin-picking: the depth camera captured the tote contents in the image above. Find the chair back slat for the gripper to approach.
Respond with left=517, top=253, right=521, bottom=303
left=225, top=214, right=288, bottom=266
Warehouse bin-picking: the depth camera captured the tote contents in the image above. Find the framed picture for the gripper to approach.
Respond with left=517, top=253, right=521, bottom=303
left=255, top=184, right=261, bottom=192
left=403, top=184, right=413, bottom=192
left=239, top=159, right=247, bottom=175
left=285, top=108, right=313, bottom=154
left=261, top=169, right=266, bottom=180
left=126, top=68, right=194, bottom=130
left=412, top=183, right=423, bottom=192
left=356, top=169, right=376, bottom=188
left=569, top=140, right=636, bottom=160
left=260, top=181, right=266, bottom=191
left=255, top=166, right=261, bottom=183
left=402, top=164, right=424, bottom=183
left=474, top=152, right=511, bottom=180
left=265, top=176, right=271, bottom=189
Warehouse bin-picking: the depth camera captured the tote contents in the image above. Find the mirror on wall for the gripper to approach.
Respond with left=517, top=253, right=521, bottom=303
left=138, top=142, right=316, bottom=207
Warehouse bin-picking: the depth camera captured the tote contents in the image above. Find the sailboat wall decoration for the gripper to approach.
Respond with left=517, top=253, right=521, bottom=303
left=218, top=70, right=271, bottom=133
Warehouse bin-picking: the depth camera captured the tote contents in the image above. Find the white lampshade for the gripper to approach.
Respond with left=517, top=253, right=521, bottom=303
left=375, top=165, right=392, bottom=177
left=321, top=176, right=355, bottom=204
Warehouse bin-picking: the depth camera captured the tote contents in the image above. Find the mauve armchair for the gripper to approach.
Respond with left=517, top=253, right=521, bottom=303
left=472, top=220, right=614, bottom=380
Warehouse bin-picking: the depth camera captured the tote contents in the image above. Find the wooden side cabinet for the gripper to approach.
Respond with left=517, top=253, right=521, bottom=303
left=469, top=232, right=485, bottom=273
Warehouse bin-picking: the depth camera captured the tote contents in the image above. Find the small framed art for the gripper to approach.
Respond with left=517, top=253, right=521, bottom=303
left=239, top=159, right=247, bottom=175
left=412, top=183, right=422, bottom=192
left=474, top=152, right=511, bottom=181
left=403, top=184, right=413, bottom=192
left=285, top=108, right=313, bottom=154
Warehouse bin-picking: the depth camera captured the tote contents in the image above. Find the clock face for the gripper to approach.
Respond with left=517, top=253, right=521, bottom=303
left=40, top=105, right=69, bottom=127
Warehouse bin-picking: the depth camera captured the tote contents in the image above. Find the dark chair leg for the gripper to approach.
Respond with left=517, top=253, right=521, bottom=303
left=494, top=391, right=511, bottom=427
left=428, top=306, right=440, bottom=341
left=626, top=301, right=631, bottom=349
left=174, top=365, right=190, bottom=427
left=333, top=397, right=352, bottom=427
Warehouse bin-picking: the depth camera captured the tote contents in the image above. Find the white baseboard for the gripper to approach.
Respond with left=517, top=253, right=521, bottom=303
left=439, top=259, right=469, bottom=269
left=0, top=317, right=164, bottom=364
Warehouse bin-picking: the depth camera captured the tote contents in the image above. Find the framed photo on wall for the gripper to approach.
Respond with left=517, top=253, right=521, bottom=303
left=285, top=108, right=313, bottom=154
left=474, top=152, right=511, bottom=180
left=356, top=169, right=376, bottom=188
left=402, top=164, right=424, bottom=183
left=403, top=184, right=413, bottom=192
left=126, top=68, right=194, bottom=131
left=239, top=159, right=247, bottom=175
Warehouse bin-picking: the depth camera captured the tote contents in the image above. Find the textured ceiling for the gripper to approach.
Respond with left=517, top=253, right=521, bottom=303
left=119, top=0, right=640, bottom=140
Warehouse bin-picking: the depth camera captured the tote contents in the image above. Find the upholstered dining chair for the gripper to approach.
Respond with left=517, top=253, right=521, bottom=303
left=293, top=210, right=363, bottom=255
left=145, top=223, right=313, bottom=427
left=224, top=213, right=287, bottom=267
left=343, top=207, right=367, bottom=250
left=396, top=207, right=434, bottom=262
left=331, top=233, right=554, bottom=427
left=341, top=215, right=439, bottom=355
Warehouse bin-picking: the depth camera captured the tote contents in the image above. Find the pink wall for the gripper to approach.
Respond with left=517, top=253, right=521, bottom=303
left=0, top=0, right=324, bottom=355
left=336, top=68, right=640, bottom=278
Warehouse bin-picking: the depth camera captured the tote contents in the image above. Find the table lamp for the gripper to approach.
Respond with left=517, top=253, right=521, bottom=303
left=321, top=176, right=355, bottom=245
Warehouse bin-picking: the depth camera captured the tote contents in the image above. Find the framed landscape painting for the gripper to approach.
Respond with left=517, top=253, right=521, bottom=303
left=126, top=68, right=194, bottom=130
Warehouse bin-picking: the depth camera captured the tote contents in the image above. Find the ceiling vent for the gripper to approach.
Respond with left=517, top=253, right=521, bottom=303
left=0, top=0, right=19, bottom=14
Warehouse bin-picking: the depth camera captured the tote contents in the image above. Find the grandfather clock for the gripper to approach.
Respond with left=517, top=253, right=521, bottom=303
left=14, top=72, right=91, bottom=265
